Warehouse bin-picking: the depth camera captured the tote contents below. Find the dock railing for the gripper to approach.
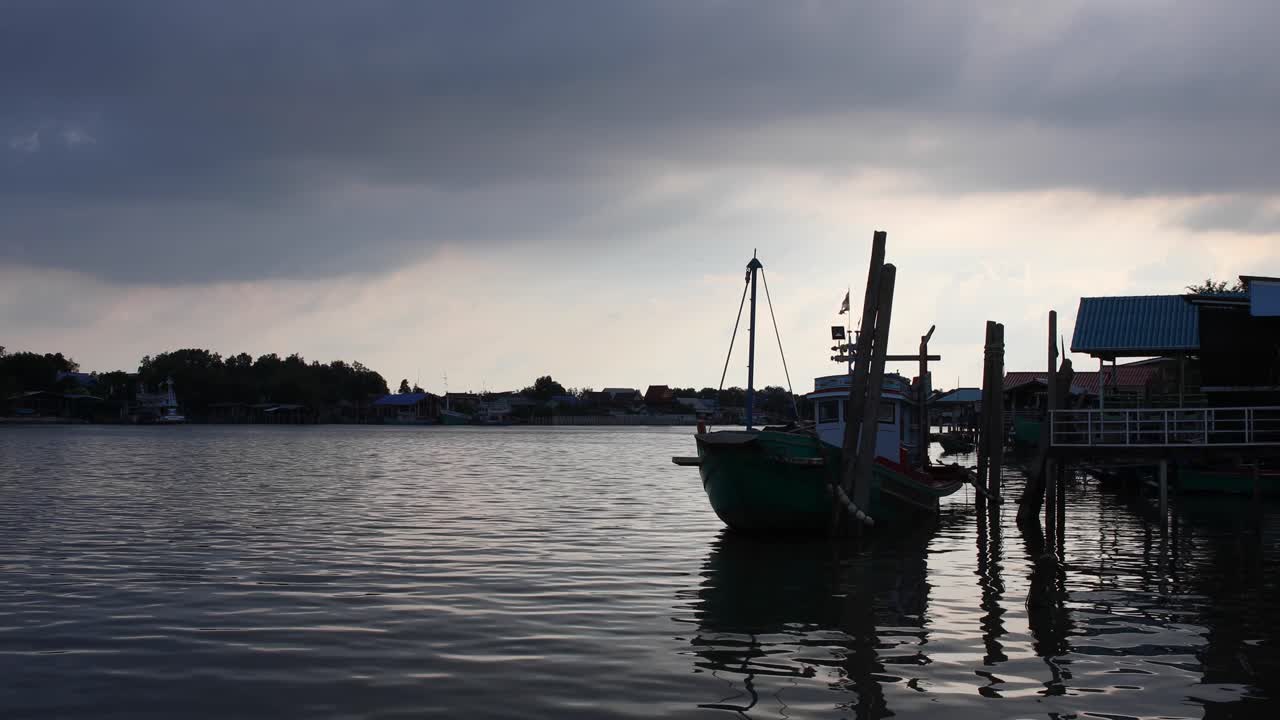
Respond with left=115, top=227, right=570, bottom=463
left=1050, top=406, right=1280, bottom=448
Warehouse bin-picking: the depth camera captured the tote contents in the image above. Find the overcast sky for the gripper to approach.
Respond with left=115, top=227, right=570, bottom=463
left=4, top=1, right=1279, bottom=393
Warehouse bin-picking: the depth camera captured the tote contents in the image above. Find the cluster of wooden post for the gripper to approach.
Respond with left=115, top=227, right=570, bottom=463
left=833, top=231, right=896, bottom=535
left=1018, top=310, right=1075, bottom=534
left=975, top=322, right=1006, bottom=503
left=918, top=325, right=936, bottom=469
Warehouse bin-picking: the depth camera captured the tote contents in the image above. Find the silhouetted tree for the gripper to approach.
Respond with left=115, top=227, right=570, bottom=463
left=1187, top=278, right=1244, bottom=294
left=398, top=379, right=412, bottom=394
left=0, top=350, right=79, bottom=396
left=522, top=375, right=567, bottom=402
left=136, top=348, right=388, bottom=416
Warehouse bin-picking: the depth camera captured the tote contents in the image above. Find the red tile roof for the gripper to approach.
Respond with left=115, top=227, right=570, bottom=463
left=1003, top=366, right=1158, bottom=396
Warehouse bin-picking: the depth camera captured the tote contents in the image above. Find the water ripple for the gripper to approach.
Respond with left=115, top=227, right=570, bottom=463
left=1, top=426, right=1277, bottom=718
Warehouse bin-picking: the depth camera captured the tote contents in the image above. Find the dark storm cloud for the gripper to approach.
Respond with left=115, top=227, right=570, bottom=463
left=3, top=1, right=1279, bottom=282
left=1182, top=197, right=1280, bottom=236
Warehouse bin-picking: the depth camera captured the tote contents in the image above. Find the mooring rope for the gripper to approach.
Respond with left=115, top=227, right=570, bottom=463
left=759, top=269, right=800, bottom=419
left=718, top=278, right=751, bottom=392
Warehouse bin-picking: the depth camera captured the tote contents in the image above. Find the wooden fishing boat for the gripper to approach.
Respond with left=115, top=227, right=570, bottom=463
left=679, top=428, right=968, bottom=533
left=938, top=432, right=976, bottom=454
left=672, top=242, right=969, bottom=535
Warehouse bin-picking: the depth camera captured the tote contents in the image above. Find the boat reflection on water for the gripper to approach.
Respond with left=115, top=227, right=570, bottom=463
left=683, top=500, right=1084, bottom=718
left=685, top=514, right=960, bottom=718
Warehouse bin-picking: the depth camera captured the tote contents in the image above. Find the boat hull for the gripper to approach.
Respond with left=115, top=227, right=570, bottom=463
left=694, top=430, right=966, bottom=534
left=1177, top=466, right=1280, bottom=496
left=1012, top=417, right=1041, bottom=448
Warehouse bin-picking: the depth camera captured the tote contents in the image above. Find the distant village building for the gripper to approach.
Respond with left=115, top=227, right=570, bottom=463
left=930, top=387, right=981, bottom=430
left=444, top=392, right=481, bottom=413
left=675, top=397, right=717, bottom=416
left=55, top=371, right=97, bottom=389
left=372, top=392, right=439, bottom=423
left=644, top=385, right=675, bottom=406
left=248, top=403, right=314, bottom=424
left=1003, top=365, right=1161, bottom=412
left=4, top=390, right=102, bottom=420
left=603, top=388, right=643, bottom=403
left=547, top=394, right=579, bottom=409
left=480, top=396, right=512, bottom=424
left=580, top=388, right=644, bottom=413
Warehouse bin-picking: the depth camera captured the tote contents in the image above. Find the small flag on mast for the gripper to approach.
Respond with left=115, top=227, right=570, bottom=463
left=838, top=290, right=850, bottom=315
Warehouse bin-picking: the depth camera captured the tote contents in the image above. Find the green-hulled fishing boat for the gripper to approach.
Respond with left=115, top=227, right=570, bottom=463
left=1012, top=416, right=1042, bottom=448
left=688, top=427, right=970, bottom=533
left=672, top=247, right=968, bottom=535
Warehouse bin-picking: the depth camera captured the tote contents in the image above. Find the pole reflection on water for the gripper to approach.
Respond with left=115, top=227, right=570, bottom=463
left=975, top=496, right=1007, bottom=691
left=688, top=527, right=937, bottom=718
left=683, top=455, right=1277, bottom=719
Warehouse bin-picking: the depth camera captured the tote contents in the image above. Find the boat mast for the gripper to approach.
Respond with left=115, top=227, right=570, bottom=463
left=745, top=253, right=763, bottom=430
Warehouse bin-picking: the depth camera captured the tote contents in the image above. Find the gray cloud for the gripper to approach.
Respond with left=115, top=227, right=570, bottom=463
left=1182, top=197, right=1280, bottom=236
left=4, top=1, right=1280, bottom=282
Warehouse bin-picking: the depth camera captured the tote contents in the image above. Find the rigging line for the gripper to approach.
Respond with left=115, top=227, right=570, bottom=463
left=718, top=278, right=751, bottom=392
left=760, top=269, right=800, bottom=419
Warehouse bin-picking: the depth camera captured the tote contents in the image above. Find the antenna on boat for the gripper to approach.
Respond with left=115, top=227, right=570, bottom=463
left=847, top=285, right=853, bottom=374
left=745, top=254, right=763, bottom=430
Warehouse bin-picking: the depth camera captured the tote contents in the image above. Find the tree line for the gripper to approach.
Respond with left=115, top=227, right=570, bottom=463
left=504, top=375, right=807, bottom=419
left=2, top=346, right=388, bottom=416
left=3, top=346, right=806, bottom=421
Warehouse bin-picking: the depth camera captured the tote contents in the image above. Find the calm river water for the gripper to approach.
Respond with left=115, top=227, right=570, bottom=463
left=1, top=425, right=1277, bottom=718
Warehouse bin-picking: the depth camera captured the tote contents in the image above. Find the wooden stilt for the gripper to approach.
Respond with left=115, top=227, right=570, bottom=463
left=1159, top=459, right=1169, bottom=533
left=833, top=232, right=886, bottom=535
left=852, top=265, right=898, bottom=513
left=988, top=323, right=1006, bottom=502
left=1019, top=311, right=1057, bottom=525
left=918, top=325, right=936, bottom=468
left=976, top=322, right=999, bottom=501
left=975, top=373, right=990, bottom=495
left=1056, top=462, right=1067, bottom=555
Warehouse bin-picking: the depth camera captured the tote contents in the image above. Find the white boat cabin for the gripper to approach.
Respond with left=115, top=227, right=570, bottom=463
left=807, top=373, right=921, bottom=464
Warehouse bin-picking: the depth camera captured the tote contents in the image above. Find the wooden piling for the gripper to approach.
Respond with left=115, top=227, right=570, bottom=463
left=918, top=325, right=936, bottom=468
left=987, top=323, right=1005, bottom=501
left=833, top=231, right=886, bottom=535
left=1044, top=311, right=1060, bottom=533
left=1019, top=311, right=1064, bottom=526
left=852, top=265, right=898, bottom=512
left=1044, top=458, right=1057, bottom=552
left=1056, top=461, right=1067, bottom=555
left=975, top=323, right=993, bottom=498
left=1158, top=459, right=1169, bottom=533
left=975, top=321, right=1005, bottom=502
left=839, top=234, right=886, bottom=474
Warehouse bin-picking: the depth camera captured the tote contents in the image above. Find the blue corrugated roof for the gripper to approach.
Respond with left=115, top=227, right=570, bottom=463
left=934, top=388, right=982, bottom=404
left=373, top=392, right=432, bottom=406
left=1070, top=295, right=1199, bottom=356
left=56, top=371, right=97, bottom=386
